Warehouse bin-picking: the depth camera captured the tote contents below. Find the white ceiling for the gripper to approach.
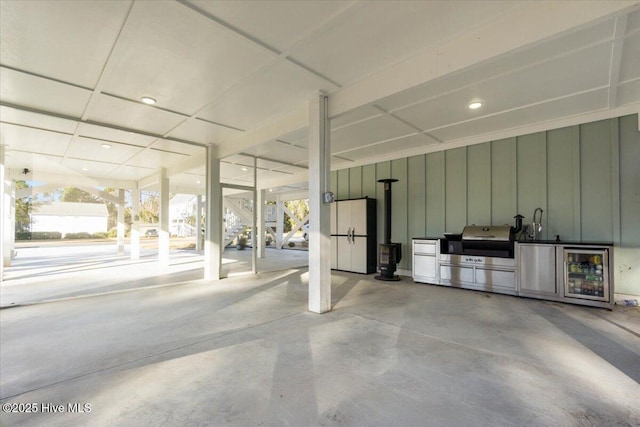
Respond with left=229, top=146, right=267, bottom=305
left=1, top=0, right=639, bottom=197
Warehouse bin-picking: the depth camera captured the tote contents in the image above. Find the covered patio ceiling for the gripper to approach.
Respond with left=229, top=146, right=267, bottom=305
left=1, top=1, right=639, bottom=198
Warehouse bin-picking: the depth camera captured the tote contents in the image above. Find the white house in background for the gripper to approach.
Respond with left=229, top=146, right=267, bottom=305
left=169, top=194, right=198, bottom=237
left=30, top=202, right=108, bottom=237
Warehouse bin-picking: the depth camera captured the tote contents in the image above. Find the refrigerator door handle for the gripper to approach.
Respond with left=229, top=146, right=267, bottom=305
left=347, top=227, right=352, bottom=244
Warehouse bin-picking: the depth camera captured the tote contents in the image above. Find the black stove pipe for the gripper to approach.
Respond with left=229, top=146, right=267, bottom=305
left=379, top=179, right=397, bottom=244
left=511, top=214, right=524, bottom=235
left=375, top=179, right=401, bottom=282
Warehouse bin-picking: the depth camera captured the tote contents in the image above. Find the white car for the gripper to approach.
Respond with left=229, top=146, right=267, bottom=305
left=303, top=224, right=310, bottom=241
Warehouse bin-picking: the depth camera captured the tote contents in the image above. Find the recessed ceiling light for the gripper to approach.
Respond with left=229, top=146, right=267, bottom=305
left=141, top=96, right=157, bottom=105
left=241, top=167, right=248, bottom=171
left=468, top=100, right=483, bottom=110
left=101, top=143, right=112, bottom=149
left=269, top=188, right=273, bottom=192
left=196, top=180, right=201, bottom=184
left=82, top=167, right=89, bottom=172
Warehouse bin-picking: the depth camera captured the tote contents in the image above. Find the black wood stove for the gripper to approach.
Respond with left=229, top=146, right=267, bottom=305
left=375, top=179, right=402, bottom=281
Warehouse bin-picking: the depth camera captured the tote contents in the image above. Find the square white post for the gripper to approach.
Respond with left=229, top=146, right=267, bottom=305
left=159, top=168, right=170, bottom=266
left=4, top=179, right=15, bottom=267
left=117, top=188, right=125, bottom=255
left=204, top=145, right=222, bottom=280
left=131, top=184, right=141, bottom=260
left=0, top=145, right=5, bottom=282
left=258, top=189, right=266, bottom=258
left=276, top=195, right=284, bottom=249
left=252, top=156, right=258, bottom=274
left=196, top=195, right=203, bottom=252
left=308, top=94, right=332, bottom=314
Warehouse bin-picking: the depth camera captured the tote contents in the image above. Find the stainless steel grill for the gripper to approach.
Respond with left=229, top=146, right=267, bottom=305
left=462, top=225, right=514, bottom=257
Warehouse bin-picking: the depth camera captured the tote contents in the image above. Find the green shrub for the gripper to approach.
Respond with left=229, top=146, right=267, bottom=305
left=92, top=232, right=108, bottom=238
left=288, top=241, right=296, bottom=248
left=237, top=235, right=248, bottom=250
left=107, top=229, right=118, bottom=238
left=64, top=232, right=92, bottom=239
left=16, top=231, right=32, bottom=240
left=30, top=231, right=62, bottom=240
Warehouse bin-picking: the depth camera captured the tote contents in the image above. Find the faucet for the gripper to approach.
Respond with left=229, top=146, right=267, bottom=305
left=529, top=207, right=543, bottom=240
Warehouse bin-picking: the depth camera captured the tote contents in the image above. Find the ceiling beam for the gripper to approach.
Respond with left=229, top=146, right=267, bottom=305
left=608, top=15, right=629, bottom=108
left=328, top=1, right=638, bottom=118
left=7, top=169, right=135, bottom=189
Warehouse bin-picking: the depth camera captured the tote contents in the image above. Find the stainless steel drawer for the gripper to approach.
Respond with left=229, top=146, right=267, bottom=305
left=440, top=265, right=474, bottom=283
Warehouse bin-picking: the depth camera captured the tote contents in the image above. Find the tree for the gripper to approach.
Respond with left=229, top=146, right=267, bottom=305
left=60, top=187, right=101, bottom=203
left=284, top=199, right=309, bottom=232
left=140, top=192, right=160, bottom=223
left=15, top=181, right=36, bottom=233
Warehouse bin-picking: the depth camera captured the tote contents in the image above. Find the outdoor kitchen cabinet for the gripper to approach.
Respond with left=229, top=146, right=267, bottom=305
left=518, top=243, right=560, bottom=299
left=439, top=254, right=517, bottom=295
left=331, top=198, right=377, bottom=274
left=412, top=239, right=439, bottom=283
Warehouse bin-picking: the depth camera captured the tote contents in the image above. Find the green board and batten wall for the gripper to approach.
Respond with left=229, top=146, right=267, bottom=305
left=330, top=114, right=640, bottom=295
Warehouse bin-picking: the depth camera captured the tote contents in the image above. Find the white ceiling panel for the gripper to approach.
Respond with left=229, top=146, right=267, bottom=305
left=0, top=68, right=92, bottom=117
left=619, top=33, right=640, bottom=82
left=4, top=151, right=62, bottom=173
left=394, top=43, right=613, bottom=132
left=101, top=1, right=275, bottom=115
left=198, top=60, right=334, bottom=130
left=430, top=89, right=609, bottom=142
left=0, top=123, right=72, bottom=156
left=257, top=158, right=305, bottom=173
left=150, top=140, right=205, bottom=156
left=220, top=162, right=252, bottom=181
left=76, top=123, right=157, bottom=148
left=0, top=106, right=78, bottom=134
left=627, top=9, right=640, bottom=34
left=125, top=149, right=190, bottom=169
left=0, top=1, right=129, bottom=88
left=376, top=19, right=616, bottom=113
left=616, top=80, right=640, bottom=105
left=86, top=95, right=187, bottom=136
left=166, top=119, right=243, bottom=145
left=331, top=115, right=418, bottom=154
left=244, top=140, right=308, bottom=165
left=288, top=1, right=524, bottom=85
left=107, top=164, right=156, bottom=181
left=330, top=105, right=382, bottom=129
left=60, top=157, right=119, bottom=177
left=343, top=134, right=439, bottom=162
left=66, top=137, right=143, bottom=163
left=188, top=0, right=344, bottom=52
left=278, top=127, right=308, bottom=147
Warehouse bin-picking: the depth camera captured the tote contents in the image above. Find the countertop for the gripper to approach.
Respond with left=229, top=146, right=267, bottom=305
left=412, top=237, right=613, bottom=246
left=516, top=240, right=613, bottom=246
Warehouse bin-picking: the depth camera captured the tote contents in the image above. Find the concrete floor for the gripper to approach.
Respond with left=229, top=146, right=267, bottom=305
left=1, top=245, right=639, bottom=426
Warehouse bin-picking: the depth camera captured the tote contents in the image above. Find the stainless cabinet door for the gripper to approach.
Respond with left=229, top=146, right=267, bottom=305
left=519, top=244, right=557, bottom=295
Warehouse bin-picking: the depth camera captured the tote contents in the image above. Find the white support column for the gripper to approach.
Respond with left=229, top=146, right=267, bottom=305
left=117, top=188, right=125, bottom=255
left=204, top=145, right=222, bottom=280
left=252, top=156, right=257, bottom=274
left=308, top=94, right=332, bottom=314
left=0, top=145, right=6, bottom=281
left=196, top=195, right=203, bottom=252
left=258, top=189, right=266, bottom=259
left=159, top=168, right=170, bottom=266
left=276, top=194, right=284, bottom=249
left=4, top=179, right=16, bottom=267
left=131, top=184, right=141, bottom=260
